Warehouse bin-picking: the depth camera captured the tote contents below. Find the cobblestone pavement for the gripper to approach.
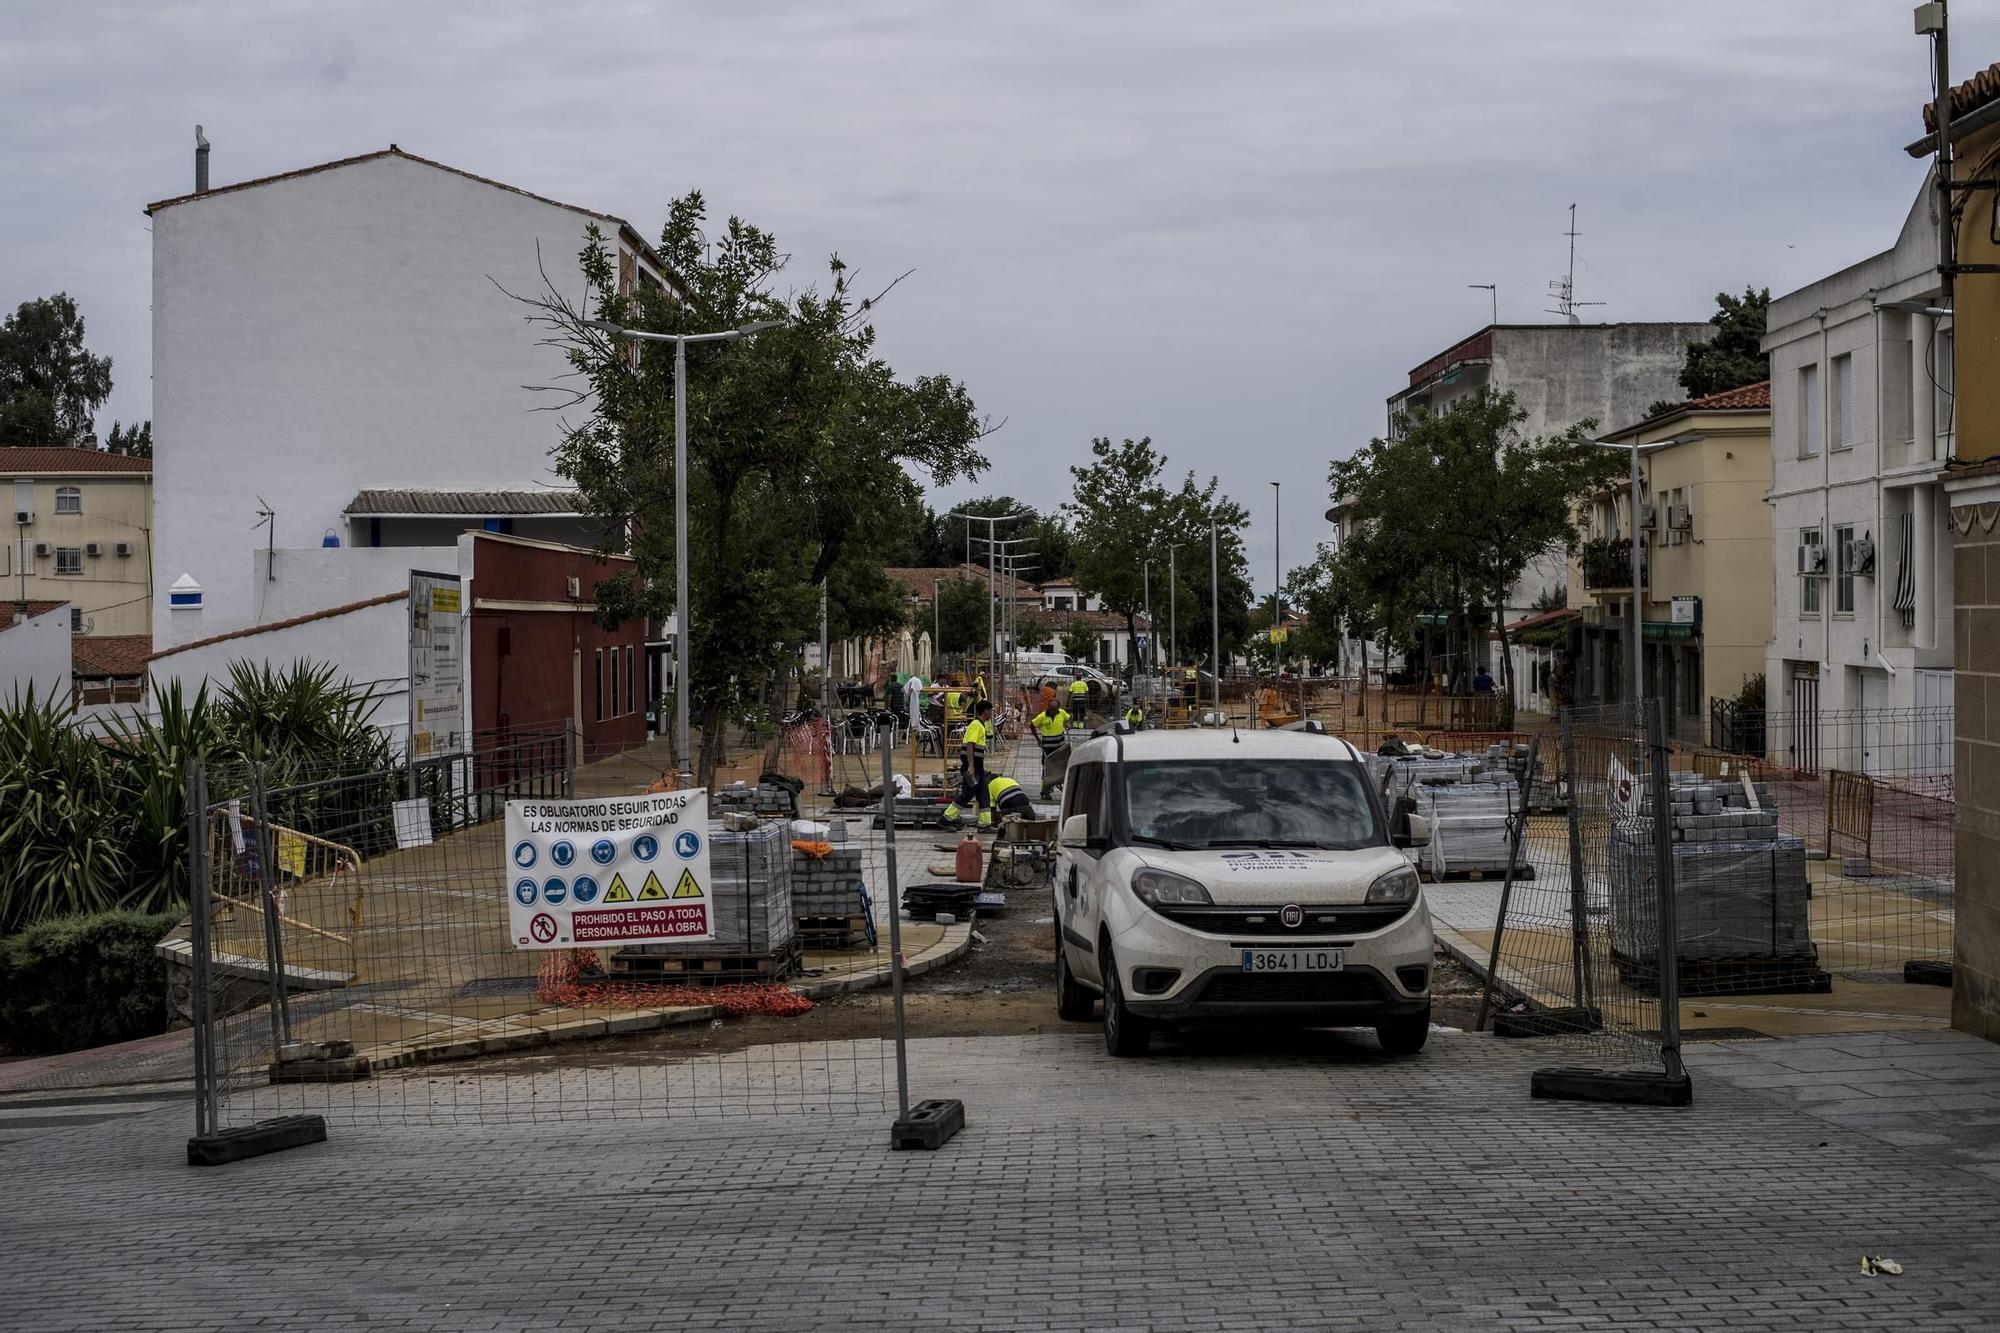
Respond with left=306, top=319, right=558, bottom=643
left=3, top=1027, right=1997, bottom=1331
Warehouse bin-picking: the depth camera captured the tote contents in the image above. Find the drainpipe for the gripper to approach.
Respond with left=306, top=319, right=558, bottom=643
left=1817, top=308, right=1831, bottom=679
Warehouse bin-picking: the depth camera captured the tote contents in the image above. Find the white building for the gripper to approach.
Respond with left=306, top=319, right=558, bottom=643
left=1384, top=321, right=1712, bottom=621
left=147, top=145, right=676, bottom=660
left=1762, top=172, right=1955, bottom=749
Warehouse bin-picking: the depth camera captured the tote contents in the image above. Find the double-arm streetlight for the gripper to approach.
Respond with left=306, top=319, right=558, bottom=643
left=584, top=315, right=787, bottom=784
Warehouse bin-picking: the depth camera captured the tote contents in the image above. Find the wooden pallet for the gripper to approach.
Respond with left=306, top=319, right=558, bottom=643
left=797, top=914, right=873, bottom=949
left=607, top=939, right=803, bottom=984
left=1611, top=947, right=1831, bottom=997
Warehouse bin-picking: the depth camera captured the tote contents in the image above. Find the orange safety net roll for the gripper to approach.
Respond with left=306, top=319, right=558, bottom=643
left=535, top=948, right=815, bottom=1018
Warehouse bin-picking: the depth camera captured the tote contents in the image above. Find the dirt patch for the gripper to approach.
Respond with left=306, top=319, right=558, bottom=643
left=444, top=893, right=1494, bottom=1076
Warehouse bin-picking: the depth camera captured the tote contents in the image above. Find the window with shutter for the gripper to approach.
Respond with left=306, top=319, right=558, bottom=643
left=1800, top=364, right=1821, bottom=457
left=1831, top=355, right=1853, bottom=449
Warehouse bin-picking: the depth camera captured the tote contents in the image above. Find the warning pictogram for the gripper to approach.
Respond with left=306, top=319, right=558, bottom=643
left=637, top=870, right=669, bottom=901
left=673, top=868, right=704, bottom=899
left=529, top=912, right=558, bottom=943
left=603, top=872, right=633, bottom=903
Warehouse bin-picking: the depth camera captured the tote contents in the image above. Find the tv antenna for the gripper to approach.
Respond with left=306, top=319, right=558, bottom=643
left=253, top=496, right=276, bottom=582
left=1546, top=203, right=1605, bottom=325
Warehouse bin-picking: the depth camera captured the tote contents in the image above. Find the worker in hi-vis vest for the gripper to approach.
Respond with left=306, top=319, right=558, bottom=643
left=951, top=699, right=995, bottom=826
left=1068, top=676, right=1090, bottom=711
left=943, top=774, right=1033, bottom=826
left=942, top=680, right=966, bottom=726
left=1030, top=701, right=1071, bottom=799
left=1124, top=701, right=1145, bottom=728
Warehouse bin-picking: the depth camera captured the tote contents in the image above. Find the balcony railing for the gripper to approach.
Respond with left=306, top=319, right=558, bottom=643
left=1580, top=537, right=1646, bottom=591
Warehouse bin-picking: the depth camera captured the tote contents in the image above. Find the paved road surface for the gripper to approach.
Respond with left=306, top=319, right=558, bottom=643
left=2, top=1027, right=1996, bottom=1331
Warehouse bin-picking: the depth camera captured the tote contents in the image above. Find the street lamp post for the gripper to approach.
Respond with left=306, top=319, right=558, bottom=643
left=948, top=509, right=1026, bottom=713
left=1210, top=521, right=1222, bottom=722
left=1271, top=481, right=1283, bottom=679
left=585, top=315, right=786, bottom=786
left=931, top=578, right=942, bottom=678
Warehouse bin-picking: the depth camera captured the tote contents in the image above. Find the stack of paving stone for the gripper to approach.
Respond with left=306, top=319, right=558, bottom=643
left=1607, top=773, right=1821, bottom=994
left=789, top=843, right=872, bottom=949
left=1374, top=754, right=1479, bottom=803
left=1413, top=781, right=1523, bottom=878
left=609, top=820, right=797, bottom=977
left=713, top=781, right=800, bottom=820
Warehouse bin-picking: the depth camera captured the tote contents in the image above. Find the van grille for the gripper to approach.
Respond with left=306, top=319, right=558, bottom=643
left=1156, top=903, right=1411, bottom=937
left=1195, top=971, right=1388, bottom=1004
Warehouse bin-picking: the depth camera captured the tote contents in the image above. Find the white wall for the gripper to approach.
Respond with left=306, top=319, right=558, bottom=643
left=153, top=153, right=631, bottom=651
left=1764, top=172, right=1952, bottom=717
left=151, top=595, right=412, bottom=725
left=0, top=605, right=71, bottom=704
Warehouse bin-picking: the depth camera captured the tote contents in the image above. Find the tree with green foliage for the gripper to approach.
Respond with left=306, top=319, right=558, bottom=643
left=105, top=419, right=151, bottom=459
left=1647, top=286, right=1770, bottom=418
left=1059, top=622, right=1100, bottom=664
left=933, top=577, right=990, bottom=657
left=520, top=194, right=989, bottom=779
left=1065, top=437, right=1252, bottom=677
left=0, top=293, right=115, bottom=446
left=1328, top=391, right=1617, bottom=710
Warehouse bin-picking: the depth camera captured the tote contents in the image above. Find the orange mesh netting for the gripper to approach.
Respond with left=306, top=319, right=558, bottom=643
left=535, top=949, right=815, bottom=1018
left=790, top=839, right=834, bottom=859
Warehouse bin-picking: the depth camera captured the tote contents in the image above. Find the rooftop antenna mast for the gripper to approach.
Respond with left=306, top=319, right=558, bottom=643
left=253, top=496, right=276, bottom=582
left=1546, top=203, right=1605, bottom=326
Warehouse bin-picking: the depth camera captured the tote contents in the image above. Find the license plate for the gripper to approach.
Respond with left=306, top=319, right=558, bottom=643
left=1241, top=949, right=1343, bottom=973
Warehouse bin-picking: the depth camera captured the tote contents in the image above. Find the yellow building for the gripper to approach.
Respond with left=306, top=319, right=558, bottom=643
left=1566, top=383, right=1772, bottom=741
left=2, top=447, right=154, bottom=637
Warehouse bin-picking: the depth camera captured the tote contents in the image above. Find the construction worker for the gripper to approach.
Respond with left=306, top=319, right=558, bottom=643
left=942, top=677, right=966, bottom=727
left=1068, top=674, right=1090, bottom=714
left=1030, top=699, right=1071, bottom=799
left=973, top=671, right=990, bottom=705
left=942, top=773, right=1034, bottom=826
left=952, top=699, right=995, bottom=826
left=1124, top=701, right=1145, bottom=728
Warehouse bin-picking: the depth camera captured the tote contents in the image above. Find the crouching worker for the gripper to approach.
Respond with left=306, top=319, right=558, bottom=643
left=943, top=774, right=1035, bottom=827
left=942, top=700, right=995, bottom=826
left=1030, top=700, right=1070, bottom=798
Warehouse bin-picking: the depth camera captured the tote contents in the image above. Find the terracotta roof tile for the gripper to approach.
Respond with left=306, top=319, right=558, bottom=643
left=346, top=488, right=582, bottom=516
left=1924, top=61, right=2000, bottom=133
left=1684, top=380, right=1771, bottom=411
left=883, top=564, right=1038, bottom=601
left=4, top=599, right=68, bottom=624
left=72, top=635, right=152, bottom=679
left=0, top=447, right=152, bottom=475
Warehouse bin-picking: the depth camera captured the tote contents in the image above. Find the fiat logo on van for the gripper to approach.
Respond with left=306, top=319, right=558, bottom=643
left=1280, top=904, right=1304, bottom=928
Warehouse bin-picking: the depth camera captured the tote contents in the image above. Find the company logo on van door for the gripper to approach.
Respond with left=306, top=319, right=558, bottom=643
left=1218, top=851, right=1334, bottom=871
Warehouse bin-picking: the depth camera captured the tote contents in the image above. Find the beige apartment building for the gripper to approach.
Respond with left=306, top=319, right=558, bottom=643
left=3, top=447, right=154, bottom=637
left=1566, top=383, right=1772, bottom=740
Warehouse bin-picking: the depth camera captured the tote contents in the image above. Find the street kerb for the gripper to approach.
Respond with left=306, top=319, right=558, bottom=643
left=180, top=722, right=938, bottom=1164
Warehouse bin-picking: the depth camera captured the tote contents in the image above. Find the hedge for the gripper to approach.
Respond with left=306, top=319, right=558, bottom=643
left=0, top=909, right=182, bottom=1055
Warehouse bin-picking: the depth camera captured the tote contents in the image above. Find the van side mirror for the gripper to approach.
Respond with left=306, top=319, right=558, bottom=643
left=1406, top=814, right=1431, bottom=848
left=1060, top=813, right=1092, bottom=848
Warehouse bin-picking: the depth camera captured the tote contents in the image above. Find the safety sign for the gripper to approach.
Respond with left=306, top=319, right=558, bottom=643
left=504, top=790, right=712, bottom=949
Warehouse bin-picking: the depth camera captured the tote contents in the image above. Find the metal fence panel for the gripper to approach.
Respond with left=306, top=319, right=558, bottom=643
left=185, top=723, right=916, bottom=1135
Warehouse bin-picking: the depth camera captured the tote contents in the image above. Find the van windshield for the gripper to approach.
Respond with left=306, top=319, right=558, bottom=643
left=1120, top=759, right=1382, bottom=850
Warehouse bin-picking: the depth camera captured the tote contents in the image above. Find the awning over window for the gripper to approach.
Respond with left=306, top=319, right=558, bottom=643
left=1893, top=510, right=1916, bottom=628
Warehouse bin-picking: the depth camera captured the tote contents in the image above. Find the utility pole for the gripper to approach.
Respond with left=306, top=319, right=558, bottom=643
left=1210, top=521, right=1222, bottom=721
left=1924, top=1, right=1955, bottom=308
left=1271, top=481, right=1282, bottom=678
left=1469, top=283, right=1497, bottom=325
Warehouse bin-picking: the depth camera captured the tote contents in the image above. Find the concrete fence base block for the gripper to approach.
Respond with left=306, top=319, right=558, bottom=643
left=890, top=1098, right=966, bottom=1151
left=1531, top=1067, right=1694, bottom=1107
left=1904, top=959, right=1954, bottom=987
left=187, top=1114, right=329, bottom=1166
left=1493, top=1006, right=1604, bottom=1038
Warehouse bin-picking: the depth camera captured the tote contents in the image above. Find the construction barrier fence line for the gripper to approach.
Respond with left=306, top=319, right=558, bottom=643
left=184, top=722, right=916, bottom=1133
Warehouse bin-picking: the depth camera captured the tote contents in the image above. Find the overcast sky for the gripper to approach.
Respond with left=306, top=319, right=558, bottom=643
left=4, top=1, right=1985, bottom=593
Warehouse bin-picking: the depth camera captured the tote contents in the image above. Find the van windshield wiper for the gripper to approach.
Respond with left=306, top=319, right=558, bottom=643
left=1129, top=834, right=1207, bottom=850
left=1202, top=838, right=1330, bottom=849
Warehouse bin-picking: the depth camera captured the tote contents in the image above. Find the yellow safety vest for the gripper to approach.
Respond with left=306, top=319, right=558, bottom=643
left=1125, top=707, right=1143, bottom=724
left=1069, top=679, right=1089, bottom=696
left=1032, top=709, right=1069, bottom=738
left=988, top=775, right=1022, bottom=802
left=962, top=718, right=990, bottom=750
left=974, top=676, right=989, bottom=702
left=944, top=690, right=964, bottom=717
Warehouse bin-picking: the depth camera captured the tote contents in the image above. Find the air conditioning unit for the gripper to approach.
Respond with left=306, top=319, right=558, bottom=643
left=1637, top=503, right=1657, bottom=530
left=1845, top=536, right=1877, bottom=577
left=1801, top=544, right=1828, bottom=575
left=12, top=510, right=29, bottom=525
left=565, top=575, right=581, bottom=601
left=85, top=542, right=102, bottom=557
left=33, top=542, right=50, bottom=558
left=114, top=542, right=132, bottom=558
left=1667, top=505, right=1692, bottom=532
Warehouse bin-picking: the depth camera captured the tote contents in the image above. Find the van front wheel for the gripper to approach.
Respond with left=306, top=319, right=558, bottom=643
left=1101, top=948, right=1151, bottom=1057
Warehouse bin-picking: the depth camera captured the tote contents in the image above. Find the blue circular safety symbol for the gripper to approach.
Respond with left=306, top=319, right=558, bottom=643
left=590, top=839, right=616, bottom=866
left=512, top=841, right=537, bottom=869
left=550, top=840, right=575, bottom=868
left=571, top=874, right=600, bottom=904
left=674, top=830, right=702, bottom=861
left=543, top=877, right=568, bottom=905
left=633, top=834, right=659, bottom=862
left=513, top=878, right=538, bottom=906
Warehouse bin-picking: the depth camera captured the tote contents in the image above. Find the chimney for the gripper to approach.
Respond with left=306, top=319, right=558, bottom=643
left=195, top=125, right=210, bottom=193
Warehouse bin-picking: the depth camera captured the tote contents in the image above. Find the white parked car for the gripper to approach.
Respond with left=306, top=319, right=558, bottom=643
left=1050, top=726, right=1435, bottom=1056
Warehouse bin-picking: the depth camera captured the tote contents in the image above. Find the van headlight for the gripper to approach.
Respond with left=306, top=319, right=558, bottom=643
left=1131, top=868, right=1212, bottom=909
left=1365, top=864, right=1421, bottom=905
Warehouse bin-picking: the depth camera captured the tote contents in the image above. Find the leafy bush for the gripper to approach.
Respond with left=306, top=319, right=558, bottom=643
left=0, top=661, right=390, bottom=934
left=0, top=910, right=182, bottom=1054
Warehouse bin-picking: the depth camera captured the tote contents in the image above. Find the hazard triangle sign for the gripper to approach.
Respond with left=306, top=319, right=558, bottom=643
left=637, top=870, right=669, bottom=901
left=673, top=868, right=704, bottom=899
left=603, top=872, right=633, bottom=903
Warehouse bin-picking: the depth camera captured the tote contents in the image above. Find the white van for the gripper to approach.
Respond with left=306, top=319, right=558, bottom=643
left=1050, top=726, right=1435, bottom=1056
left=1013, top=651, right=1081, bottom=676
